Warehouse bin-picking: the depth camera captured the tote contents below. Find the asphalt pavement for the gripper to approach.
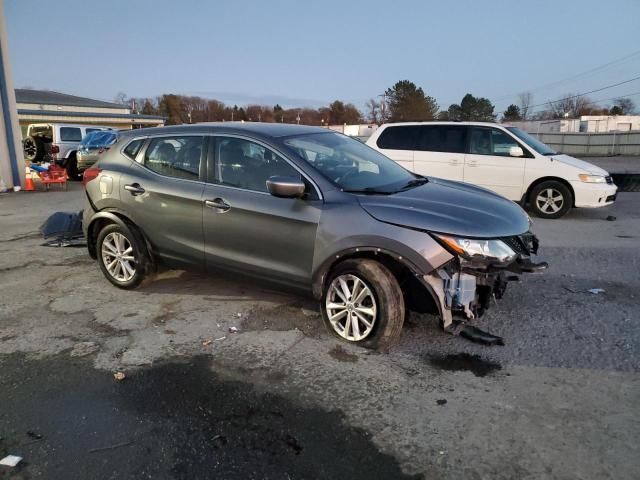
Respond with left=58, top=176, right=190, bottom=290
left=0, top=179, right=638, bottom=479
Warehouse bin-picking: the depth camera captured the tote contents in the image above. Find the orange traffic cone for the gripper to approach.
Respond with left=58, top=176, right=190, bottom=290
left=24, top=169, right=36, bottom=191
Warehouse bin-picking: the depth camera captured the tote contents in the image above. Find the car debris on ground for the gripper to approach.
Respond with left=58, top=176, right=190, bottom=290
left=588, top=288, right=606, bottom=294
left=40, top=211, right=85, bottom=247
left=113, top=371, right=126, bottom=381
left=0, top=455, right=23, bottom=467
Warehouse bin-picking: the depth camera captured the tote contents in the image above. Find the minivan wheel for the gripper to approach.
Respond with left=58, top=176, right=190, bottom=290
left=321, top=259, right=405, bottom=350
left=529, top=180, right=572, bottom=219
left=96, top=223, right=147, bottom=289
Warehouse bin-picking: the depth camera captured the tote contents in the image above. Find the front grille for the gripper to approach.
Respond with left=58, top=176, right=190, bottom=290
left=606, top=176, right=613, bottom=184
left=501, top=233, right=537, bottom=256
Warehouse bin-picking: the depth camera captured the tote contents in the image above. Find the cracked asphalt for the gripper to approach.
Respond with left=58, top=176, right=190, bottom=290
left=0, top=182, right=638, bottom=479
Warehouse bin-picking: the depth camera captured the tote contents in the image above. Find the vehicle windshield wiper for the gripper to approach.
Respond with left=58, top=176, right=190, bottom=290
left=399, top=176, right=428, bottom=190
left=342, top=187, right=392, bottom=195
left=543, top=152, right=558, bottom=156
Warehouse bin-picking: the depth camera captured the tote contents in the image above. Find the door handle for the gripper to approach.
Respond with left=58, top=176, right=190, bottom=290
left=124, top=183, right=145, bottom=195
left=466, top=160, right=478, bottom=167
left=205, top=198, right=230, bottom=212
left=449, top=159, right=459, bottom=165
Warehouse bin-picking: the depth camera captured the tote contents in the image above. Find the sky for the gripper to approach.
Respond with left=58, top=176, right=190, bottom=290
left=5, top=0, right=640, bottom=115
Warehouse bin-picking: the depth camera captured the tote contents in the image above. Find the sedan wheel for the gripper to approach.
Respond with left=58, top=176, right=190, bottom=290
left=96, top=223, right=149, bottom=289
left=325, top=274, right=377, bottom=341
left=101, top=232, right=136, bottom=282
left=535, top=188, right=564, bottom=214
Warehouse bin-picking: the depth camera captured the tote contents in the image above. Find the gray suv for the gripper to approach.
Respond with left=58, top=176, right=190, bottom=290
left=83, top=123, right=546, bottom=349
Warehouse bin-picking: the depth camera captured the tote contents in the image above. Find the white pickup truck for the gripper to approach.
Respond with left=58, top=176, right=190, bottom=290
left=22, top=123, right=112, bottom=180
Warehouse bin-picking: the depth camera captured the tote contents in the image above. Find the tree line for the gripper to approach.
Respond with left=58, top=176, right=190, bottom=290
left=115, top=80, right=636, bottom=126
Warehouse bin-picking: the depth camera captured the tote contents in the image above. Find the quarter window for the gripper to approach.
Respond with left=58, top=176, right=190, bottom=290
left=144, top=136, right=204, bottom=180
left=417, top=125, right=467, bottom=153
left=215, top=137, right=300, bottom=193
left=123, top=139, right=144, bottom=159
left=376, top=126, right=420, bottom=150
left=470, top=128, right=521, bottom=156
left=59, top=127, right=82, bottom=142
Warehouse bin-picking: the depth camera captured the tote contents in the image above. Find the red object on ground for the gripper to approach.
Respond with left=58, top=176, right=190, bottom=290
left=24, top=173, right=36, bottom=191
left=38, top=165, right=67, bottom=191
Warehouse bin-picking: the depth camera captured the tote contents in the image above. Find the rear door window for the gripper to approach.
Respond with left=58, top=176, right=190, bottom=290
left=144, top=136, right=204, bottom=180
left=417, top=125, right=467, bottom=153
left=59, top=127, right=82, bottom=142
left=376, top=126, right=420, bottom=150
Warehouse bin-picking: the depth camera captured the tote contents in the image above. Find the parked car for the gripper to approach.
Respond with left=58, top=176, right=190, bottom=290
left=366, top=122, right=618, bottom=219
left=77, top=130, right=119, bottom=174
left=22, top=123, right=112, bottom=180
left=83, top=123, right=546, bottom=349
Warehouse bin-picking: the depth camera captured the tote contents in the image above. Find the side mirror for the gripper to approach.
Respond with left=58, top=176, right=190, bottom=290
left=266, top=176, right=306, bottom=198
left=509, top=146, right=524, bottom=157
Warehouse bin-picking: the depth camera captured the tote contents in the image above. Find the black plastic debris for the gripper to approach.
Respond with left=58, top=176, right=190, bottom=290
left=460, top=325, right=505, bottom=346
left=40, top=211, right=86, bottom=247
left=606, top=215, right=616, bottom=221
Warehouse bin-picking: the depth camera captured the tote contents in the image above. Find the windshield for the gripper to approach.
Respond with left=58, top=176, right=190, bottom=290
left=284, top=132, right=420, bottom=193
left=506, top=127, right=556, bottom=155
left=81, top=131, right=117, bottom=147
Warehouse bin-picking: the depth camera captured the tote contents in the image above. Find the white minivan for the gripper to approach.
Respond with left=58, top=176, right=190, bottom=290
left=366, top=122, right=617, bottom=219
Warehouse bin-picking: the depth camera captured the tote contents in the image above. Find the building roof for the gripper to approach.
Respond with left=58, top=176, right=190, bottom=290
left=15, top=89, right=125, bottom=109
left=17, top=109, right=165, bottom=121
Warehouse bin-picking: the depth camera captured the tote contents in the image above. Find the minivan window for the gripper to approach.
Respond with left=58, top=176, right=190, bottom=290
left=417, top=125, right=467, bottom=153
left=286, top=132, right=421, bottom=194
left=215, top=137, right=300, bottom=193
left=144, top=136, right=204, bottom=180
left=59, top=127, right=82, bottom=142
left=470, top=127, right=522, bottom=156
left=376, top=126, right=420, bottom=150
left=506, top=127, right=557, bottom=155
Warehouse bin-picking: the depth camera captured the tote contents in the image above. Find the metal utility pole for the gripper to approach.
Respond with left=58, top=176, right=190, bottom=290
left=0, top=0, right=24, bottom=190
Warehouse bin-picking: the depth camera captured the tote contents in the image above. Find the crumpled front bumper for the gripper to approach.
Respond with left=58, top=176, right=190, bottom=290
left=423, top=233, right=547, bottom=330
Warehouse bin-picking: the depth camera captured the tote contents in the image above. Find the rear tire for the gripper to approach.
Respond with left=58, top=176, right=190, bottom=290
left=529, top=180, right=572, bottom=219
left=96, top=223, right=150, bottom=289
left=321, top=259, right=405, bottom=351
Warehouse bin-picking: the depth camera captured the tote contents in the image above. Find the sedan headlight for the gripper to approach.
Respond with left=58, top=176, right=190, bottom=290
left=434, top=234, right=517, bottom=263
left=578, top=174, right=606, bottom=183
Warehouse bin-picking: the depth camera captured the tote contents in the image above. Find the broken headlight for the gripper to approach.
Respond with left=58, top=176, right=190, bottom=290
left=433, top=234, right=517, bottom=263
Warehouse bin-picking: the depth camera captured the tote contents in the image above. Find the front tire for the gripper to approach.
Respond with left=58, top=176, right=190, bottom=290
left=529, top=180, right=572, bottom=219
left=321, top=259, right=405, bottom=350
left=96, top=223, right=148, bottom=289
left=66, top=154, right=82, bottom=181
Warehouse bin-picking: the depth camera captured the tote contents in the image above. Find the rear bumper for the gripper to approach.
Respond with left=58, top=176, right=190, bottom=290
left=571, top=181, right=618, bottom=208
left=77, top=153, right=98, bottom=172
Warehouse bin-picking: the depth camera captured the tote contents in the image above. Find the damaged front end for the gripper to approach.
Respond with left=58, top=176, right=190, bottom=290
left=424, top=232, right=547, bottom=342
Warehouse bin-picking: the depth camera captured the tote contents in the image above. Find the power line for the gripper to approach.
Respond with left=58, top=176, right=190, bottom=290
left=526, top=74, right=640, bottom=112
left=492, top=48, right=640, bottom=103
left=528, top=89, right=640, bottom=115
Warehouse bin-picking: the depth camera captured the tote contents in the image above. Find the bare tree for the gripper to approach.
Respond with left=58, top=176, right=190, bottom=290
left=114, top=91, right=129, bottom=105
left=518, top=92, right=533, bottom=120
left=548, top=94, right=595, bottom=118
left=365, top=98, right=381, bottom=124
left=612, top=97, right=635, bottom=115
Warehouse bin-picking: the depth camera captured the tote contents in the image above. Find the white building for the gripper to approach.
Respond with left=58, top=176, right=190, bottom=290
left=505, top=115, right=640, bottom=134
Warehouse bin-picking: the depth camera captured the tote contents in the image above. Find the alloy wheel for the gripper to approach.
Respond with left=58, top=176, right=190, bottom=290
left=24, top=138, right=37, bottom=157
left=325, top=274, right=377, bottom=341
left=101, top=232, right=136, bottom=282
left=535, top=188, right=564, bottom=214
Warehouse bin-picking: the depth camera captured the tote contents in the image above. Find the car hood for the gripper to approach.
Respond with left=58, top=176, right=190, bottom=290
left=357, top=178, right=531, bottom=238
left=551, top=154, right=609, bottom=175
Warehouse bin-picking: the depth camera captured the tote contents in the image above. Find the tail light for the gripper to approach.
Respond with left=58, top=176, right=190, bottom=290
left=83, top=166, right=102, bottom=186
left=50, top=144, right=60, bottom=154
left=98, top=147, right=110, bottom=154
